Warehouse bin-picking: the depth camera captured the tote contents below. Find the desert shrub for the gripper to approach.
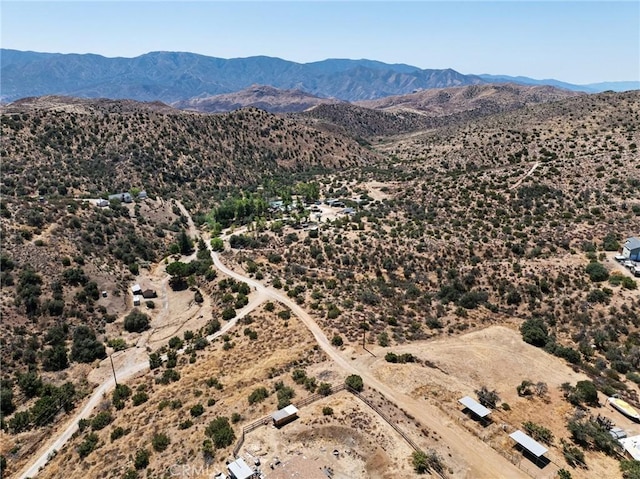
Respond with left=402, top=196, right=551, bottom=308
left=248, top=387, right=269, bottom=405
left=152, top=432, right=170, bottom=452
left=71, top=326, right=106, bottom=363
left=475, top=386, right=500, bottom=408
left=345, top=375, right=364, bottom=392
left=331, top=334, right=343, bottom=347
left=586, top=262, right=609, bottom=282
left=190, top=403, right=205, bottom=417
left=132, top=392, right=148, bottom=406
left=322, top=406, right=334, bottom=416
left=520, top=318, right=549, bottom=347
left=134, top=448, right=150, bottom=469
left=78, top=432, right=99, bottom=458
left=91, top=411, right=113, bottom=431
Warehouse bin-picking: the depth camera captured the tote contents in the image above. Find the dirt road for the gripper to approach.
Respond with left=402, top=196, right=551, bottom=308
left=18, top=202, right=527, bottom=479
left=206, top=242, right=528, bottom=478
left=509, top=162, right=540, bottom=190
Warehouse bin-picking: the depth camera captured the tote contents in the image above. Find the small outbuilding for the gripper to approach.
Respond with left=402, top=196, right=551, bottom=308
left=133, top=295, right=141, bottom=306
left=142, top=289, right=157, bottom=299
left=96, top=199, right=109, bottom=208
left=272, top=404, right=299, bottom=428
left=509, top=430, right=549, bottom=466
left=227, top=457, right=254, bottom=479
left=458, top=396, right=491, bottom=423
left=623, top=237, right=640, bottom=261
left=108, top=192, right=133, bottom=203
left=132, top=284, right=143, bottom=295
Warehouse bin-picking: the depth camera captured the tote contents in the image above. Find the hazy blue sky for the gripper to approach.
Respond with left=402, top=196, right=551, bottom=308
left=2, top=1, right=638, bottom=84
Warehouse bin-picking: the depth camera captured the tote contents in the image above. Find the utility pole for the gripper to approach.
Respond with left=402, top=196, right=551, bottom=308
left=110, top=354, right=118, bottom=388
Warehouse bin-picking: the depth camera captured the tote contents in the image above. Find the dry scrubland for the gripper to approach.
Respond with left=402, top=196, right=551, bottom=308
left=1, top=89, right=640, bottom=478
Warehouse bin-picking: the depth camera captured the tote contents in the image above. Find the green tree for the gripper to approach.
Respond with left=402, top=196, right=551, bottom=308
left=345, top=375, right=364, bottom=392
left=71, top=326, right=106, bottom=363
left=210, top=237, right=224, bottom=252
left=205, top=417, right=235, bottom=449
left=520, top=318, right=549, bottom=347
left=124, top=309, right=150, bottom=333
left=178, top=230, right=194, bottom=255
left=586, top=262, right=609, bottom=282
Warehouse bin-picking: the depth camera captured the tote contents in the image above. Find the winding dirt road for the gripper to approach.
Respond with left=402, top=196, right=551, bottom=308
left=18, top=201, right=526, bottom=479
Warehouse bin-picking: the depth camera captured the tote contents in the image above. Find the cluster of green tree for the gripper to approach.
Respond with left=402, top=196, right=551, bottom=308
left=166, top=237, right=215, bottom=290
left=384, top=352, right=417, bottom=363
left=7, top=381, right=76, bottom=433
left=205, top=416, right=235, bottom=449
left=520, top=317, right=582, bottom=364
left=211, top=194, right=269, bottom=229
left=275, top=381, right=296, bottom=409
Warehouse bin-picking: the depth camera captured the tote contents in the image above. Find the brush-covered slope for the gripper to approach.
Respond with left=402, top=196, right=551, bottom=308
left=173, top=84, right=342, bottom=113
left=0, top=96, right=379, bottom=206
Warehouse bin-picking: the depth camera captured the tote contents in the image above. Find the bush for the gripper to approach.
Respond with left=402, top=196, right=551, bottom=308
left=134, top=448, right=150, bottom=469
left=586, top=262, right=609, bottom=282
left=124, top=309, right=150, bottom=333
left=331, top=334, right=343, bottom=347
left=132, top=392, right=148, bottom=406
left=248, top=387, right=269, bottom=405
left=71, top=326, right=106, bottom=363
left=221, top=307, right=236, bottom=321
left=78, top=432, right=99, bottom=458
left=205, top=417, right=235, bottom=449
left=111, top=426, right=126, bottom=442
left=520, top=318, right=548, bottom=347
left=91, top=411, right=113, bottom=431
left=322, top=406, right=334, bottom=416
left=190, top=403, right=205, bottom=417
left=152, top=432, right=170, bottom=452
left=345, top=375, right=364, bottom=392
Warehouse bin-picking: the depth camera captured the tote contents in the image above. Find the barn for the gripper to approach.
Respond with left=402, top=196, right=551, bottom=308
left=623, top=237, right=640, bottom=261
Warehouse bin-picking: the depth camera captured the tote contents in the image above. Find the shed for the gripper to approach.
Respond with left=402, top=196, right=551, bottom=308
left=132, top=284, right=142, bottom=295
left=142, top=289, right=157, bottom=299
left=138, top=190, right=147, bottom=199
left=96, top=199, right=109, bottom=208
left=623, top=237, right=640, bottom=261
left=509, top=430, right=548, bottom=464
left=133, top=295, right=141, bottom=306
left=458, top=396, right=491, bottom=420
left=227, top=457, right=254, bottom=479
left=272, top=404, right=299, bottom=427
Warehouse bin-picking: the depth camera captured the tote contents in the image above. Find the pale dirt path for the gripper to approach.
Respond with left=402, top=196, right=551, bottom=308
left=206, top=243, right=528, bottom=479
left=19, top=201, right=526, bottom=479
left=16, top=201, right=258, bottom=479
left=509, top=162, right=540, bottom=190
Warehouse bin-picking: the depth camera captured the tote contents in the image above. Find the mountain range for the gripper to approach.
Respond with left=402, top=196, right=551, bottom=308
left=2, top=49, right=638, bottom=105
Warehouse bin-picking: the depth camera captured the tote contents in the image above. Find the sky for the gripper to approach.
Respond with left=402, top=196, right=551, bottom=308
left=1, top=1, right=639, bottom=84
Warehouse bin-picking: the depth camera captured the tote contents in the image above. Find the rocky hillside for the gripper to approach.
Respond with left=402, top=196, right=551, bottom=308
left=172, top=84, right=342, bottom=113
left=297, top=83, right=583, bottom=138
left=0, top=96, right=379, bottom=207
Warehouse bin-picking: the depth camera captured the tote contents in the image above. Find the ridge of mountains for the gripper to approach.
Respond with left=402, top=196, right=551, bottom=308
left=2, top=49, right=638, bottom=105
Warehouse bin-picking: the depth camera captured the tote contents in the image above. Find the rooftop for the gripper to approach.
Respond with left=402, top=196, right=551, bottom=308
left=272, top=404, right=299, bottom=422
left=620, top=435, right=640, bottom=461
left=227, top=457, right=253, bottom=479
left=458, top=396, right=491, bottom=418
left=625, top=237, right=640, bottom=250
left=509, top=430, right=548, bottom=457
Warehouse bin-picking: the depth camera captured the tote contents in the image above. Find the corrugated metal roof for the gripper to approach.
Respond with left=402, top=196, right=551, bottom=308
left=458, top=396, right=491, bottom=418
left=625, top=237, right=640, bottom=250
left=228, top=458, right=253, bottom=479
left=509, top=430, right=548, bottom=457
left=272, top=405, right=299, bottom=422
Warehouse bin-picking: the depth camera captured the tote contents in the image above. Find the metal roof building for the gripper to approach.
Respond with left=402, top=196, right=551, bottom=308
left=227, top=457, right=254, bottom=479
left=458, top=396, right=491, bottom=418
left=509, top=430, right=548, bottom=457
left=272, top=404, right=299, bottom=427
